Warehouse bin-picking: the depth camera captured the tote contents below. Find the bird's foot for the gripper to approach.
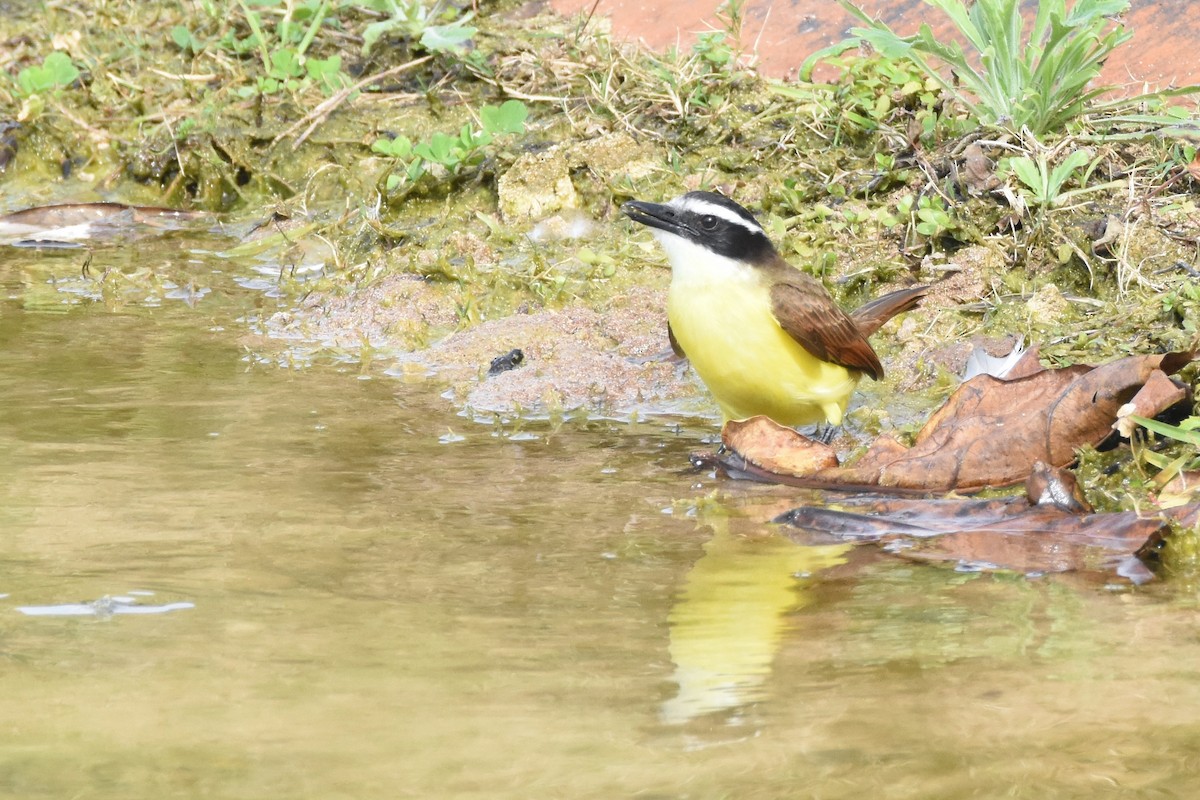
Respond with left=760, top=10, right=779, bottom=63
left=813, top=423, right=839, bottom=445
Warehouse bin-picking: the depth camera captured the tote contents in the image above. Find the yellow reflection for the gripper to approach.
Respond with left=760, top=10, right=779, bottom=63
left=662, top=514, right=851, bottom=724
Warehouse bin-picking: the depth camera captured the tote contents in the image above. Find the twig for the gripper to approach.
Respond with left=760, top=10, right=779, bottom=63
left=47, top=97, right=109, bottom=142
left=148, top=68, right=219, bottom=82
left=464, top=62, right=564, bottom=104
left=275, top=55, right=434, bottom=149
left=573, top=0, right=602, bottom=44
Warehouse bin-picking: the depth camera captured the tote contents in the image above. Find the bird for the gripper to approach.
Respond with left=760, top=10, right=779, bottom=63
left=622, top=190, right=926, bottom=429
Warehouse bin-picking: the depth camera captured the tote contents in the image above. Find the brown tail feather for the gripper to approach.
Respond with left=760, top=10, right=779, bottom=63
left=850, top=285, right=928, bottom=338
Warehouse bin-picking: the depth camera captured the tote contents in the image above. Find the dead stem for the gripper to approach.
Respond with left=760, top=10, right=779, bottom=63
left=276, top=55, right=435, bottom=149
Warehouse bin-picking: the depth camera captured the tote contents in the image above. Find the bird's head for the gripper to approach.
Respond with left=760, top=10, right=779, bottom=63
left=621, top=191, right=778, bottom=269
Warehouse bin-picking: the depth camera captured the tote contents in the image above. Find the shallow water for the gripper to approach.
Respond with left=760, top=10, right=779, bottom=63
left=4, top=234, right=1200, bottom=799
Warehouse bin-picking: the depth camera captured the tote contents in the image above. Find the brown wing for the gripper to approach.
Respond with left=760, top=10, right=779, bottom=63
left=769, top=274, right=885, bottom=380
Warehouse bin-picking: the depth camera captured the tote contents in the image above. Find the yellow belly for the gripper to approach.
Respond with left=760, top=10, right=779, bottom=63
left=668, top=280, right=860, bottom=426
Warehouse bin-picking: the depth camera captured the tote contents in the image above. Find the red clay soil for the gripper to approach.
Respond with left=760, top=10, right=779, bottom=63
left=549, top=0, right=1200, bottom=90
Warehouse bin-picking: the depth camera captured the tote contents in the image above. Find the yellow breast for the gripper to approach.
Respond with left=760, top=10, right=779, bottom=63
left=667, top=270, right=860, bottom=426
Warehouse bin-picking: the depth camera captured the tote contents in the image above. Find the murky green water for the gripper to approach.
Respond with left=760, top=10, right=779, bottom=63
left=4, top=235, right=1200, bottom=799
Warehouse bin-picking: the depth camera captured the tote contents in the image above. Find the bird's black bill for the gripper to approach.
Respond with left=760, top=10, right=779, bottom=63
left=621, top=200, right=684, bottom=237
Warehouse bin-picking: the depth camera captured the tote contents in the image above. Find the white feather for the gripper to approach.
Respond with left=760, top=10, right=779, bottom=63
left=963, top=336, right=1026, bottom=380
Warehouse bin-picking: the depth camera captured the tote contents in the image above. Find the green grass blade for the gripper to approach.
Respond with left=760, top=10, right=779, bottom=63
left=1063, top=0, right=1131, bottom=27
left=926, top=0, right=986, bottom=52
left=1129, top=415, right=1200, bottom=447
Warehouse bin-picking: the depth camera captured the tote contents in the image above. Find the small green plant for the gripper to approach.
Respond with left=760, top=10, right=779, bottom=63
left=1003, top=150, right=1089, bottom=209
left=692, top=30, right=735, bottom=69
left=693, top=0, right=742, bottom=68
left=787, top=50, right=958, bottom=145
left=817, top=0, right=1133, bottom=136
left=890, top=193, right=966, bottom=244
left=479, top=101, right=528, bottom=135
left=170, top=25, right=204, bottom=55
left=16, top=52, right=80, bottom=95
left=913, top=194, right=954, bottom=238
left=1162, top=281, right=1200, bottom=334
left=354, top=0, right=476, bottom=55
left=304, top=55, right=346, bottom=94
left=373, top=99, right=528, bottom=194
left=219, top=0, right=350, bottom=97
left=1000, top=148, right=1124, bottom=212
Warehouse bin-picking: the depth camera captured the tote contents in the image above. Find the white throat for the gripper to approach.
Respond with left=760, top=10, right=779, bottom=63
left=651, top=229, right=759, bottom=288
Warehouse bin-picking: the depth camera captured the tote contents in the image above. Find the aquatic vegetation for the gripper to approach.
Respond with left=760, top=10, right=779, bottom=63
left=1125, top=414, right=1200, bottom=511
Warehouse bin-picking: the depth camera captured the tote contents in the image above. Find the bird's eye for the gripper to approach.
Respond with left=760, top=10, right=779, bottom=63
left=699, top=215, right=718, bottom=231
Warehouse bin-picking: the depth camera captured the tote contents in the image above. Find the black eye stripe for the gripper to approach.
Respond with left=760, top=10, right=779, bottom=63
left=675, top=207, right=775, bottom=263
left=680, top=191, right=763, bottom=230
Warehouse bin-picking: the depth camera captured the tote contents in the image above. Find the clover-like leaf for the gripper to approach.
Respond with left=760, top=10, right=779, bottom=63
left=17, top=52, right=81, bottom=95
left=480, top=100, right=528, bottom=136
left=414, top=132, right=462, bottom=167
left=371, top=135, right=414, bottom=159
left=269, top=48, right=304, bottom=80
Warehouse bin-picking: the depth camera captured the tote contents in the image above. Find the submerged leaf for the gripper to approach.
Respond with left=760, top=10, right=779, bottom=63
left=777, top=471, right=1200, bottom=582
left=0, top=202, right=205, bottom=244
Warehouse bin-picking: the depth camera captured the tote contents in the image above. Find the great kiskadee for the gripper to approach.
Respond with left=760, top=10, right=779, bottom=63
left=622, top=191, right=925, bottom=427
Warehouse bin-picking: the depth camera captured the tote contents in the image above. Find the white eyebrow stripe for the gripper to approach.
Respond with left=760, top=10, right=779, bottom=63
left=671, top=196, right=763, bottom=234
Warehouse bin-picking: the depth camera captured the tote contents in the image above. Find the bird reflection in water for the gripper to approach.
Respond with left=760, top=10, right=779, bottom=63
left=661, top=512, right=851, bottom=725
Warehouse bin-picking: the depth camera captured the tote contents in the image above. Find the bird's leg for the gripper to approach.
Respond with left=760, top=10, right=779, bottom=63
left=813, top=423, right=839, bottom=445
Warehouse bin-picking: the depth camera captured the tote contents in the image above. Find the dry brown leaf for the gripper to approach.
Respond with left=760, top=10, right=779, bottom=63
left=959, top=143, right=1001, bottom=196
left=721, top=417, right=838, bottom=475
left=1113, top=369, right=1189, bottom=437
left=1188, top=150, right=1200, bottom=183
left=721, top=350, right=1194, bottom=493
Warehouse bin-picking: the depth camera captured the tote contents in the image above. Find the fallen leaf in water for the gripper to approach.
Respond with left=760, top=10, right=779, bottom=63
left=776, top=470, right=1200, bottom=582
left=721, top=350, right=1194, bottom=493
left=1025, top=459, right=1093, bottom=513
left=722, top=417, right=838, bottom=476
left=0, top=202, right=205, bottom=245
